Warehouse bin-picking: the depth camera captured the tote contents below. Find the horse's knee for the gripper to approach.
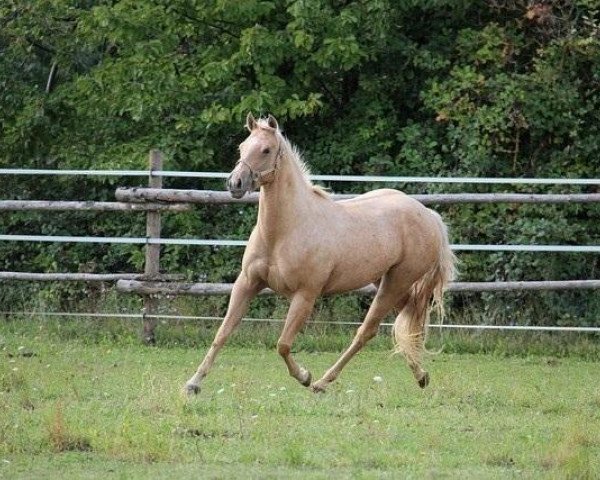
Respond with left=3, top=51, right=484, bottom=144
left=277, top=341, right=290, bottom=358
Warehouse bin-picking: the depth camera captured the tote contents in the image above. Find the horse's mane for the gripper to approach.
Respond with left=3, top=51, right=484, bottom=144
left=256, top=119, right=330, bottom=199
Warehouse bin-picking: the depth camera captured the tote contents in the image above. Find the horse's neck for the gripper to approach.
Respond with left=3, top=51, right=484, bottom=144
left=257, top=149, right=313, bottom=243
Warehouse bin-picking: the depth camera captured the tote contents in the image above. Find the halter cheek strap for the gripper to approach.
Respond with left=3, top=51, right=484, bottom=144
left=237, top=143, right=281, bottom=187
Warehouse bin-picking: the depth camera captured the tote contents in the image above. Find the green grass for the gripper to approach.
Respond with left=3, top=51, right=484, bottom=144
left=1, top=323, right=600, bottom=479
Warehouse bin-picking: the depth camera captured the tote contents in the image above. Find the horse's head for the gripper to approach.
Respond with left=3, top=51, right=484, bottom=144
left=227, top=113, right=281, bottom=199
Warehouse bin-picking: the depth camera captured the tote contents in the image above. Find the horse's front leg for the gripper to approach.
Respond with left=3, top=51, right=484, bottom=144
left=184, top=273, right=264, bottom=395
left=277, top=291, right=317, bottom=387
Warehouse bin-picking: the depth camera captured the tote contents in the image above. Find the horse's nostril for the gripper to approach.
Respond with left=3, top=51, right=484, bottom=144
left=235, top=179, right=242, bottom=189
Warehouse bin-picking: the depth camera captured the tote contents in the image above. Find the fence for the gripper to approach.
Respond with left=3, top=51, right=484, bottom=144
left=1, top=151, right=600, bottom=341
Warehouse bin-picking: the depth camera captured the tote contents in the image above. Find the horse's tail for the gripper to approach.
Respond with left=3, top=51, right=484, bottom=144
left=392, top=211, right=456, bottom=385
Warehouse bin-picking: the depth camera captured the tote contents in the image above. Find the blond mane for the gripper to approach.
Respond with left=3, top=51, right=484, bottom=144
left=256, top=119, right=330, bottom=199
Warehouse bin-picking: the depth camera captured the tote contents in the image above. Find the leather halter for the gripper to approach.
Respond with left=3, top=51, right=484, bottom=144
left=236, top=141, right=282, bottom=187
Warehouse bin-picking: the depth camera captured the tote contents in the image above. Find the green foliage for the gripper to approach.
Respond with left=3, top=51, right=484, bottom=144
left=1, top=0, right=599, bottom=324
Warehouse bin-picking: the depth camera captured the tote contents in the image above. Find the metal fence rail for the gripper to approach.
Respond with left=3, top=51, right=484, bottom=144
left=2, top=168, right=600, bottom=185
left=1, top=234, right=599, bottom=253
left=3, top=310, right=600, bottom=333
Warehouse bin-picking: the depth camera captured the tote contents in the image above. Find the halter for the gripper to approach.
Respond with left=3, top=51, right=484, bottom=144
left=236, top=140, right=282, bottom=187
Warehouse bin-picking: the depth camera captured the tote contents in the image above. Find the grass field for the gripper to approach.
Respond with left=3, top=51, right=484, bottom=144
left=1, top=321, right=599, bottom=479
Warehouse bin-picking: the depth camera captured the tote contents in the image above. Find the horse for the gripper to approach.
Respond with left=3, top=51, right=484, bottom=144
left=184, top=113, right=456, bottom=395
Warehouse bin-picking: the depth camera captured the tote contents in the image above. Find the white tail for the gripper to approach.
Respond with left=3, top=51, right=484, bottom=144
left=393, top=211, right=456, bottom=381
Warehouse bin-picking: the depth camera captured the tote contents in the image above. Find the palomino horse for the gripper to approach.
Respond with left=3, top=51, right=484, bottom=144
left=185, top=113, right=455, bottom=394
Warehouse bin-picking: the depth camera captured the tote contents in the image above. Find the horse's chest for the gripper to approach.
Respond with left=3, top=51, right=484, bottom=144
left=264, top=260, right=298, bottom=295
left=264, top=248, right=318, bottom=295
left=248, top=234, right=329, bottom=295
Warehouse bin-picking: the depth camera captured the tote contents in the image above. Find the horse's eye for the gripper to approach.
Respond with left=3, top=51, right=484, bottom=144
left=262, top=148, right=270, bottom=155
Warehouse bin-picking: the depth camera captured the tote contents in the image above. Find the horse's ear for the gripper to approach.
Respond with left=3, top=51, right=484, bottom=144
left=246, top=112, right=257, bottom=131
left=266, top=114, right=279, bottom=130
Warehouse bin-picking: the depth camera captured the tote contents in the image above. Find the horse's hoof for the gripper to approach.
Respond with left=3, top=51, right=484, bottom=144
left=418, top=372, right=430, bottom=389
left=184, top=383, right=200, bottom=396
left=300, top=369, right=312, bottom=387
left=310, top=381, right=327, bottom=394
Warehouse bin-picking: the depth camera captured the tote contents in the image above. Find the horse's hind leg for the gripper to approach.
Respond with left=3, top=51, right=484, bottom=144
left=277, top=291, right=317, bottom=386
left=184, top=273, right=264, bottom=395
left=311, top=271, right=410, bottom=393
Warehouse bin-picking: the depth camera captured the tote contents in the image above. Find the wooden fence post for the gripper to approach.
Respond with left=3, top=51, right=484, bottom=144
left=142, top=150, right=162, bottom=344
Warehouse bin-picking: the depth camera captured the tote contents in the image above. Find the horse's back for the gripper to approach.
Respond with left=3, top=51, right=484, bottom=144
left=337, top=188, right=430, bottom=221
left=337, top=188, right=408, bottom=205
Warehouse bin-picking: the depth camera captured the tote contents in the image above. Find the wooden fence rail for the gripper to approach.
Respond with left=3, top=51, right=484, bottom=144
left=115, top=188, right=600, bottom=205
left=0, top=200, right=190, bottom=212
left=0, top=272, right=184, bottom=282
left=1, top=272, right=147, bottom=282
left=115, top=279, right=600, bottom=296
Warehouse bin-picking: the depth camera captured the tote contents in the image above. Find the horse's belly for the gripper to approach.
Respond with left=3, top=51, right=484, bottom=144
left=321, top=256, right=391, bottom=295
left=322, top=276, right=379, bottom=295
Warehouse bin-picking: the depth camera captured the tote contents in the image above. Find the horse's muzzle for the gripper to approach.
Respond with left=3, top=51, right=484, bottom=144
left=226, top=167, right=254, bottom=199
